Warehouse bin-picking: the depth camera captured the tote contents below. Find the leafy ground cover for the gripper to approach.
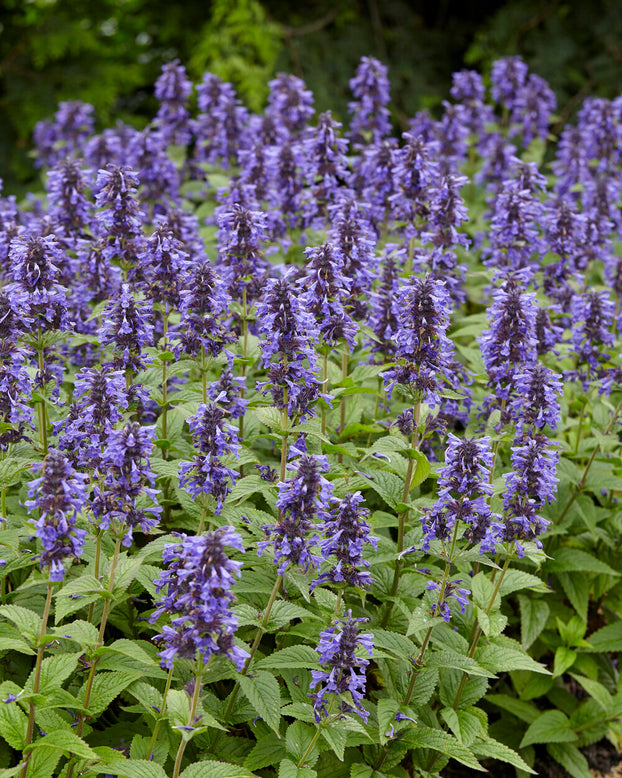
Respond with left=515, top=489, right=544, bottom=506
left=0, top=55, right=621, bottom=778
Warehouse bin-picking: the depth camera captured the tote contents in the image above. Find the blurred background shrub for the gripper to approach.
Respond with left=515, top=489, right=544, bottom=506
left=2, top=0, right=622, bottom=191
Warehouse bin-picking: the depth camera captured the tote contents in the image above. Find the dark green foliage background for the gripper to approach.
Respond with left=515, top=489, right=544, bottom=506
left=2, top=0, right=622, bottom=192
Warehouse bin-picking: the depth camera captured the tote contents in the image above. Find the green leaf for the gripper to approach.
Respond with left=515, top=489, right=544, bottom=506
left=100, top=639, right=158, bottom=667
left=553, top=647, right=577, bottom=677
left=255, top=407, right=285, bottom=430
left=583, top=621, right=622, bottom=652
left=82, top=671, right=142, bottom=717
left=408, top=668, right=439, bottom=707
left=0, top=605, right=41, bottom=645
left=370, top=629, right=417, bottom=660
left=26, top=728, right=98, bottom=760
left=520, top=710, right=577, bottom=748
left=0, top=695, right=28, bottom=749
left=245, top=732, right=287, bottom=771
left=0, top=765, right=27, bottom=778
left=53, top=620, right=100, bottom=649
left=278, top=758, right=317, bottom=778
left=286, top=721, right=319, bottom=765
left=498, top=569, right=550, bottom=596
left=426, top=650, right=495, bottom=678
left=239, top=670, right=281, bottom=734
left=472, top=737, right=536, bottom=774
left=350, top=470, right=402, bottom=509
left=547, top=548, right=619, bottom=576
left=485, top=694, right=539, bottom=724
left=24, top=746, right=61, bottom=778
left=90, top=760, right=168, bottom=778
left=557, top=572, right=589, bottom=621
left=255, top=645, right=319, bottom=671
left=476, top=639, right=550, bottom=675
left=569, top=674, right=613, bottom=712
left=180, top=761, right=255, bottom=778
left=518, top=596, right=550, bottom=650
left=376, top=698, right=400, bottom=745
left=321, top=721, right=347, bottom=760
left=546, top=743, right=592, bottom=778
left=229, top=474, right=276, bottom=503
left=25, top=652, right=80, bottom=695
left=403, top=726, right=485, bottom=771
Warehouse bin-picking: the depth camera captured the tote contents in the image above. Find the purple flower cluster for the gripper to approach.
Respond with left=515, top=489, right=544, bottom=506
left=151, top=528, right=248, bottom=669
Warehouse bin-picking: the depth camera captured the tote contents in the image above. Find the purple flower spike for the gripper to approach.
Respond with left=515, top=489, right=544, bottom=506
left=309, top=612, right=374, bottom=723
left=348, top=56, right=392, bottom=144
left=26, top=450, right=88, bottom=582
left=99, top=284, right=154, bottom=372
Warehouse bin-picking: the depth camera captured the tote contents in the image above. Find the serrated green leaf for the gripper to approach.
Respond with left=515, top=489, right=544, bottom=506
left=485, top=694, right=540, bottom=724
left=286, top=721, right=318, bottom=766
left=239, top=670, right=281, bottom=734
left=472, top=737, right=536, bottom=774
left=24, top=746, right=61, bottom=778
left=53, top=620, right=100, bottom=648
left=25, top=652, right=80, bottom=695
left=546, top=743, right=591, bottom=778
left=377, top=698, right=399, bottom=744
left=518, top=595, right=550, bottom=650
left=89, top=760, right=168, bottom=778
left=0, top=693, right=27, bottom=749
left=255, top=645, right=319, bottom=671
left=556, top=572, right=589, bottom=621
left=548, top=548, right=619, bottom=576
left=26, top=728, right=98, bottom=760
left=583, top=620, right=622, bottom=652
left=426, top=650, right=495, bottom=678
left=370, top=629, right=417, bottom=659
left=569, top=675, right=613, bottom=712
left=278, top=758, right=317, bottom=778
left=81, top=671, right=142, bottom=717
left=409, top=667, right=439, bottom=707
left=403, top=726, right=485, bottom=771
left=476, top=639, right=550, bottom=675
left=100, top=639, right=158, bottom=666
left=180, top=761, right=255, bottom=778
left=520, top=710, right=577, bottom=748
left=244, top=732, right=287, bottom=771
left=553, top=647, right=577, bottom=677
left=0, top=605, right=41, bottom=645
left=498, top=569, right=550, bottom=596
left=322, top=721, right=347, bottom=760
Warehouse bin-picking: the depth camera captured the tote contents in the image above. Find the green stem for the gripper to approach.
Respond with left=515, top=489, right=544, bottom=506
left=172, top=666, right=203, bottom=778
left=321, top=353, right=328, bottom=436
left=148, top=665, right=175, bottom=761
left=160, top=311, right=169, bottom=461
left=334, top=590, right=342, bottom=617
left=224, top=574, right=283, bottom=723
left=87, top=530, right=104, bottom=625
left=297, top=698, right=337, bottom=768
left=22, top=582, right=54, bottom=777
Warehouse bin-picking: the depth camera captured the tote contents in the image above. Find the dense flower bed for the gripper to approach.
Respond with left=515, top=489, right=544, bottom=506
left=0, top=55, right=621, bottom=778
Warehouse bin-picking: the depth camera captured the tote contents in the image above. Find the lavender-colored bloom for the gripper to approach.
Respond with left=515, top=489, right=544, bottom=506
left=217, top=203, right=269, bottom=302
left=207, top=363, right=248, bottom=420
left=511, top=364, right=562, bottom=433
left=479, top=274, right=538, bottom=392
left=348, top=56, right=391, bottom=144
left=8, top=234, right=70, bottom=331
left=511, top=73, right=556, bottom=145
left=302, top=111, right=349, bottom=221
left=178, top=402, right=240, bottom=514
left=259, top=455, right=333, bottom=575
left=535, top=305, right=564, bottom=356
left=301, top=243, right=357, bottom=351
left=175, top=261, right=233, bottom=358
left=266, top=74, right=315, bottom=133
left=483, top=184, right=543, bottom=275
left=99, top=284, right=154, bottom=371
left=313, top=492, right=378, bottom=590
left=153, top=59, right=193, bottom=147
left=475, top=132, right=517, bottom=189
left=450, top=69, right=486, bottom=103
left=552, top=125, right=588, bottom=196
left=0, top=342, right=34, bottom=449
left=390, top=132, right=439, bottom=235
left=570, top=290, right=616, bottom=374
left=426, top=579, right=471, bottom=623
left=93, top=165, right=145, bottom=271
left=310, top=612, right=373, bottom=723
left=501, top=433, right=558, bottom=554
left=26, top=450, right=88, bottom=581
left=421, top=434, right=496, bottom=553
left=353, top=139, right=398, bottom=224
left=381, top=275, right=454, bottom=407
left=127, top=129, right=181, bottom=214
left=33, top=101, right=95, bottom=168
left=367, top=245, right=403, bottom=359
left=490, top=56, right=529, bottom=111
left=194, top=74, right=249, bottom=169
left=137, top=217, right=190, bottom=309
left=46, top=160, right=93, bottom=243
left=577, top=97, right=622, bottom=167
left=542, top=196, right=587, bottom=296
left=151, top=528, right=248, bottom=670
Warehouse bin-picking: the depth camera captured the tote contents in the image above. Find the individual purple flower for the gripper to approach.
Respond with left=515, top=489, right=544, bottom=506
left=577, top=97, right=622, bottom=168
left=259, top=454, right=333, bottom=575
left=510, top=364, right=562, bottom=433
left=312, top=492, right=378, bottom=590
left=309, top=612, right=373, bottom=723
left=348, top=56, right=391, bottom=144
left=483, top=184, right=543, bottom=276
left=434, top=102, right=470, bottom=173
left=266, top=73, right=315, bottom=134
left=26, top=449, right=88, bottom=581
left=381, top=275, right=454, bottom=407
left=425, top=579, right=471, bottom=623
left=178, top=402, right=240, bottom=514
left=153, top=59, right=193, bottom=147
left=99, top=284, right=154, bottom=372
left=151, top=528, right=248, bottom=670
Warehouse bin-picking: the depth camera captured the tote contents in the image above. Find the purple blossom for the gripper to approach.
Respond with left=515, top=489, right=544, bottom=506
left=348, top=56, right=392, bottom=144
left=313, top=492, right=378, bottom=590
left=99, top=284, right=154, bottom=372
left=511, top=364, right=562, bottom=433
left=216, top=203, right=269, bottom=302
left=0, top=342, right=34, bottom=449
left=266, top=74, right=315, bottom=134
left=310, top=612, right=373, bottom=723
left=26, top=450, right=88, bottom=581
left=33, top=101, right=95, bottom=168
left=137, top=217, right=190, bottom=309
left=426, top=579, right=471, bottom=623
left=490, top=56, right=529, bottom=112
left=194, top=74, right=249, bottom=169
left=511, top=73, right=556, bottom=145
left=93, top=165, right=145, bottom=271
left=153, top=59, right=193, bottom=147
left=151, top=528, right=248, bottom=670
left=259, top=455, right=333, bottom=575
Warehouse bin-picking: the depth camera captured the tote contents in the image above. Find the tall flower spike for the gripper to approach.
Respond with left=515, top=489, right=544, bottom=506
left=93, top=165, right=145, bottom=272
left=258, top=454, right=333, bottom=575
left=216, top=202, right=269, bottom=303
left=178, top=402, right=240, bottom=514
left=381, top=275, right=454, bottom=407
left=153, top=59, right=193, bottom=147
left=26, top=449, right=88, bottom=581
left=99, top=284, right=154, bottom=372
left=266, top=73, right=315, bottom=134
left=151, top=528, right=248, bottom=670
left=348, top=56, right=392, bottom=144
left=310, top=612, right=374, bottom=723
left=510, top=364, right=562, bottom=434
left=312, top=492, right=378, bottom=590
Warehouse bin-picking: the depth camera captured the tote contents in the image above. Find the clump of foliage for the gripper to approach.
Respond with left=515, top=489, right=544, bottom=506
left=0, top=53, right=621, bottom=778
